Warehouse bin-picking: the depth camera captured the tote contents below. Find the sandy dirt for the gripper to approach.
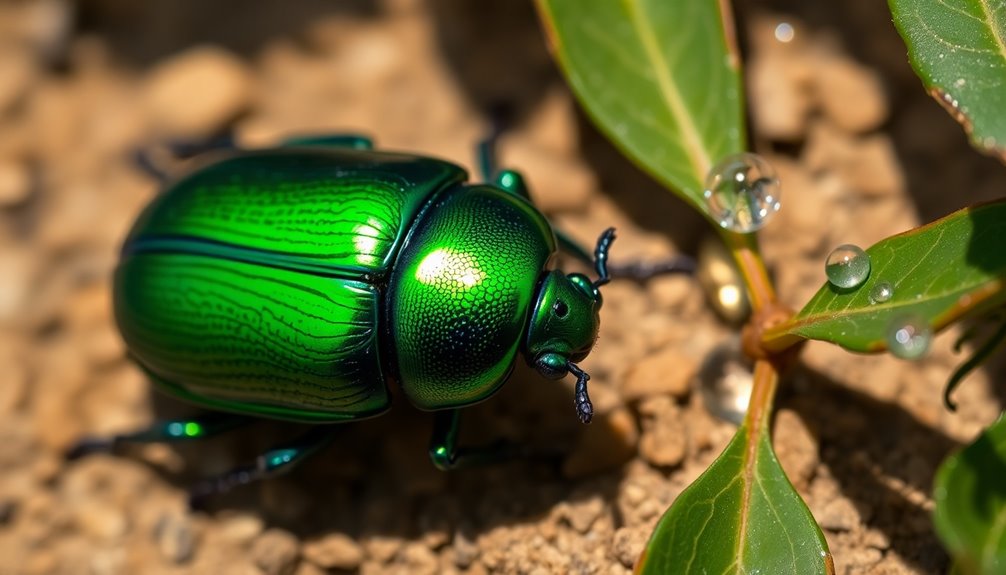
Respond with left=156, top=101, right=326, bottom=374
left=0, top=0, right=1004, bottom=573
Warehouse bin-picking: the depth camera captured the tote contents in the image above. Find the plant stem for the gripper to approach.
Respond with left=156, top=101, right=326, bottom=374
left=720, top=230, right=776, bottom=312
left=743, top=359, right=778, bottom=430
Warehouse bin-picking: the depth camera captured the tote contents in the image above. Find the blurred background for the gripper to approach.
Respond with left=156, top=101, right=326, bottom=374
left=0, top=0, right=1003, bottom=573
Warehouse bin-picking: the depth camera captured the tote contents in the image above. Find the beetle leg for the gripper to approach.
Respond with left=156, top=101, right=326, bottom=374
left=66, top=412, right=252, bottom=460
left=188, top=425, right=340, bottom=508
left=428, top=410, right=526, bottom=470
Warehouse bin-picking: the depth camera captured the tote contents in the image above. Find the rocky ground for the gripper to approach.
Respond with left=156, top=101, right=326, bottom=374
left=0, top=0, right=1004, bottom=573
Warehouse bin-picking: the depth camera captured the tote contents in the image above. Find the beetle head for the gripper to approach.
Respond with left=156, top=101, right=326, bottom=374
left=525, top=229, right=615, bottom=424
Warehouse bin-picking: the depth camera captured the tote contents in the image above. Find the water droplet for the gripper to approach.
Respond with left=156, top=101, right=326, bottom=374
left=696, top=337, right=752, bottom=425
left=703, top=153, right=781, bottom=233
left=774, top=22, right=795, bottom=43
left=825, top=244, right=871, bottom=289
left=887, top=315, right=931, bottom=360
left=869, top=282, right=893, bottom=304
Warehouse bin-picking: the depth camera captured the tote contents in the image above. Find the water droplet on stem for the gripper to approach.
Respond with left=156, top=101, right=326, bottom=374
left=703, top=153, right=781, bottom=233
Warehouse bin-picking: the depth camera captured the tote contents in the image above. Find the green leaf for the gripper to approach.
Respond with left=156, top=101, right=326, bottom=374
left=764, top=200, right=1006, bottom=353
left=890, top=0, right=1006, bottom=159
left=934, top=413, right=1006, bottom=575
left=637, top=423, right=833, bottom=574
left=535, top=0, right=745, bottom=218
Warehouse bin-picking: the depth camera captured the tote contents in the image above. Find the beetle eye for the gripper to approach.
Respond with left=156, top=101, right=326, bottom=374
left=552, top=300, right=569, bottom=318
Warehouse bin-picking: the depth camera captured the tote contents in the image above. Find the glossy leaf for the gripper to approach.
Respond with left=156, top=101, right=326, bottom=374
left=890, top=0, right=1006, bottom=159
left=763, top=200, right=1006, bottom=353
left=535, top=0, right=745, bottom=218
left=934, top=413, right=1006, bottom=575
left=637, top=422, right=832, bottom=574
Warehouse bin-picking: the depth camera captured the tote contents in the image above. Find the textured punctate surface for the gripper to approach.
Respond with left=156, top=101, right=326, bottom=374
left=115, top=253, right=389, bottom=421
left=388, top=185, right=556, bottom=410
left=127, top=148, right=466, bottom=277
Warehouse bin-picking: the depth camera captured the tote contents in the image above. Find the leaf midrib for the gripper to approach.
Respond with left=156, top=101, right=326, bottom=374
left=978, top=0, right=1006, bottom=67
left=622, top=0, right=712, bottom=182
left=793, top=276, right=1000, bottom=326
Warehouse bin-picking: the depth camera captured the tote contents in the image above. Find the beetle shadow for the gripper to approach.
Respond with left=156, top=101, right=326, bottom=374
left=779, top=365, right=957, bottom=572
left=140, top=362, right=625, bottom=541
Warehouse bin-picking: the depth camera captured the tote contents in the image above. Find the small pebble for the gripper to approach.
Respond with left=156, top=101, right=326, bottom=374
left=748, top=51, right=812, bottom=140
left=637, top=396, right=687, bottom=468
left=772, top=409, right=819, bottom=490
left=0, top=47, right=35, bottom=115
left=452, top=523, right=480, bottom=569
left=813, top=57, right=888, bottom=134
left=817, top=497, right=861, bottom=532
left=398, top=542, right=439, bottom=575
left=0, top=247, right=37, bottom=325
left=0, top=159, right=30, bottom=206
left=609, top=526, right=647, bottom=569
left=144, top=46, right=253, bottom=138
left=251, top=529, right=301, bottom=575
left=154, top=512, right=197, bottom=564
left=621, top=347, right=697, bottom=401
left=555, top=494, right=605, bottom=534
left=0, top=350, right=27, bottom=415
left=301, top=532, right=364, bottom=570
left=75, top=501, right=128, bottom=542
left=362, top=535, right=402, bottom=564
left=217, top=512, right=265, bottom=546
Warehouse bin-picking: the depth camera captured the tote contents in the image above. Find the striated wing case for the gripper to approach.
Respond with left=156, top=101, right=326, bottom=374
left=115, top=148, right=466, bottom=421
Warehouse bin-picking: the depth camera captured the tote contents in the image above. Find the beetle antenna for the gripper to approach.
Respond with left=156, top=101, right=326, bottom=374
left=567, top=362, right=593, bottom=424
left=592, top=227, right=616, bottom=290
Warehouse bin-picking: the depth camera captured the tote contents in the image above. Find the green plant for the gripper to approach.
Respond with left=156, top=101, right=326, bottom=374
left=536, top=0, right=1006, bottom=573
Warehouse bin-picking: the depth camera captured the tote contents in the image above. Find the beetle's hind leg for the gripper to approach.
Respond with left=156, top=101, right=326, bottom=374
left=66, top=412, right=252, bottom=460
left=188, top=425, right=340, bottom=508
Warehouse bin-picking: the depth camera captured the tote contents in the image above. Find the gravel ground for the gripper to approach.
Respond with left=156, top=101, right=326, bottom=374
left=1, top=1, right=1004, bottom=573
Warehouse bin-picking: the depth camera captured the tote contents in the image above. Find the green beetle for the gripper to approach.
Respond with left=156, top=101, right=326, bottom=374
left=72, top=134, right=638, bottom=498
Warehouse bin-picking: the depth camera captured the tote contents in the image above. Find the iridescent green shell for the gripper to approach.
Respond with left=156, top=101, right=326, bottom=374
left=114, top=147, right=557, bottom=422
left=115, top=148, right=466, bottom=422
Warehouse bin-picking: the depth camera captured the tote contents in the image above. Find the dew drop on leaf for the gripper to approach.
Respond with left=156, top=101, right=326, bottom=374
left=869, top=282, right=893, bottom=304
left=825, top=244, right=871, bottom=289
left=703, top=152, right=781, bottom=233
left=886, top=315, right=931, bottom=360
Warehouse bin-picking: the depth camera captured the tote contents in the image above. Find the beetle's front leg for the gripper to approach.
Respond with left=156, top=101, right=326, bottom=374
left=428, top=410, right=530, bottom=470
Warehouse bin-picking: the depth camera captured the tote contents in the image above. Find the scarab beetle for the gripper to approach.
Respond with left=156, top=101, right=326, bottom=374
left=69, top=133, right=668, bottom=498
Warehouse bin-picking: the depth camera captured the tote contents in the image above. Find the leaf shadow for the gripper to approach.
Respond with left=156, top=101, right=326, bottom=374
left=781, top=365, right=956, bottom=572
